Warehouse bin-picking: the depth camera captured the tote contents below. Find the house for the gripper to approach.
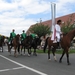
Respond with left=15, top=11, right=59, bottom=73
left=26, top=13, right=75, bottom=34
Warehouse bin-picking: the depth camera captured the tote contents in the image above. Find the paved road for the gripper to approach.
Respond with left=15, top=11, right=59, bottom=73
left=0, top=46, right=75, bottom=75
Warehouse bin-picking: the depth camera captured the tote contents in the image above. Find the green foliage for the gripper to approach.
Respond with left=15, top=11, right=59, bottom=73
left=61, top=14, right=75, bottom=33
left=61, top=23, right=75, bottom=33
left=30, top=23, right=51, bottom=38
left=31, top=49, right=75, bottom=54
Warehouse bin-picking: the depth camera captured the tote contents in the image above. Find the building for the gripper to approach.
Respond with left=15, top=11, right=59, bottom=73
left=26, top=13, right=75, bottom=33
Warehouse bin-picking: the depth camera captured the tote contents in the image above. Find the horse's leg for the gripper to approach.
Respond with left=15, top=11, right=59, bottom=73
left=8, top=45, right=10, bottom=52
left=48, top=46, right=51, bottom=60
left=43, top=43, right=47, bottom=53
left=14, top=46, right=17, bottom=57
left=20, top=46, right=23, bottom=55
left=28, top=47, right=32, bottom=55
left=65, top=49, right=71, bottom=65
left=23, top=46, right=25, bottom=55
left=2, top=46, right=3, bottom=52
left=17, top=44, right=20, bottom=54
left=43, top=37, right=48, bottom=53
left=27, top=48, right=30, bottom=56
left=30, top=47, right=32, bottom=54
left=33, top=48, right=37, bottom=56
left=59, top=50, right=65, bottom=63
left=52, top=48, right=57, bottom=61
left=8, top=45, right=11, bottom=55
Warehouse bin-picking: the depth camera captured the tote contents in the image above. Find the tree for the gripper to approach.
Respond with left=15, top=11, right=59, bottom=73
left=61, top=14, right=75, bottom=33
left=30, top=23, right=51, bottom=38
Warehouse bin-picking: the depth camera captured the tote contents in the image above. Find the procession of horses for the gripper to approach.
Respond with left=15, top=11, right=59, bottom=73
left=0, top=29, right=75, bottom=65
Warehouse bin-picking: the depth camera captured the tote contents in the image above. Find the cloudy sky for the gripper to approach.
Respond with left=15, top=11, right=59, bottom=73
left=0, top=0, right=75, bottom=36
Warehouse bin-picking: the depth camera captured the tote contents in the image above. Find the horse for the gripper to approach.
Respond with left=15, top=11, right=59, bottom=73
left=29, top=37, right=41, bottom=56
left=7, top=34, right=20, bottom=57
left=4, top=37, right=9, bottom=46
left=19, top=35, right=41, bottom=56
left=18, top=35, right=33, bottom=56
left=0, top=36, right=5, bottom=52
left=43, top=29, right=75, bottom=65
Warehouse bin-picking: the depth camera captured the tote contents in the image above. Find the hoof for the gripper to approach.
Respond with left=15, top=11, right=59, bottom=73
left=54, top=56, right=57, bottom=61
left=23, top=54, right=25, bottom=55
left=28, top=54, right=30, bottom=57
left=35, top=54, right=37, bottom=56
left=68, top=63, right=71, bottom=65
left=55, top=60, right=57, bottom=62
left=9, top=54, right=11, bottom=56
left=21, top=54, right=22, bottom=55
left=48, top=59, right=51, bottom=61
left=14, top=55, right=17, bottom=57
left=59, top=60, right=62, bottom=63
left=33, top=53, right=37, bottom=56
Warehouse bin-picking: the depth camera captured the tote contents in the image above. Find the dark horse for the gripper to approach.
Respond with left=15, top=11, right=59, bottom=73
left=0, top=36, right=5, bottom=52
left=44, top=29, right=75, bottom=65
left=20, top=35, right=41, bottom=56
left=29, top=37, right=41, bottom=56
left=7, top=34, right=20, bottom=57
left=18, top=35, right=33, bottom=56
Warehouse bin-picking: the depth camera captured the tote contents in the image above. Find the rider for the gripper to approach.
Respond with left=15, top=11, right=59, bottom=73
left=30, top=32, right=37, bottom=39
left=51, top=20, right=62, bottom=48
left=21, top=30, right=27, bottom=40
left=9, top=29, right=16, bottom=44
left=0, top=35, right=2, bottom=40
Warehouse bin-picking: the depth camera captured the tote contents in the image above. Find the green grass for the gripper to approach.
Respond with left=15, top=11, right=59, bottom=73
left=31, top=49, right=75, bottom=54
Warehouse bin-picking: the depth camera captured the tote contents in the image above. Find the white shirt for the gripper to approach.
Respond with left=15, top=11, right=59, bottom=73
left=51, top=24, right=61, bottom=41
left=55, top=24, right=61, bottom=38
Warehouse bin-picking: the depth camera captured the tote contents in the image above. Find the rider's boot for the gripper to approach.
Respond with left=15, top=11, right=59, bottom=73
left=57, top=42, right=61, bottom=49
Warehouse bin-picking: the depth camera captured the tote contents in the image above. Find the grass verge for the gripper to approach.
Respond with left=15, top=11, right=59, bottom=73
left=31, top=49, right=75, bottom=54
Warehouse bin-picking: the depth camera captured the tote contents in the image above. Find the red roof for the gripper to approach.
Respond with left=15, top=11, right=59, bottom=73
left=27, top=13, right=75, bottom=33
left=41, top=13, right=75, bottom=27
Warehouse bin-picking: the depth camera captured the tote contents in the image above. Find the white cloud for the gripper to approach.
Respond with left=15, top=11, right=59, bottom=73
left=55, top=0, right=75, bottom=16
left=0, top=0, right=75, bottom=36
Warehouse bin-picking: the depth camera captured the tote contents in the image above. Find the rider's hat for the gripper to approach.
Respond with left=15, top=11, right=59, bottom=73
left=57, top=20, right=62, bottom=24
left=12, top=29, right=15, bottom=31
left=23, top=30, right=25, bottom=32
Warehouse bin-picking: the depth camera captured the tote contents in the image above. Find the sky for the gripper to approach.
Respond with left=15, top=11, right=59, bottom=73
left=0, top=0, right=75, bottom=36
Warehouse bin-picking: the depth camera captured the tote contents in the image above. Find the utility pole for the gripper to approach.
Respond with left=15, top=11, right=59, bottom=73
left=51, top=3, right=56, bottom=32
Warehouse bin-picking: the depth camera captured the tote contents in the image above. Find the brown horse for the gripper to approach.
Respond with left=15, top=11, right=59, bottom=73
left=0, top=36, right=5, bottom=52
left=8, top=34, right=20, bottom=57
left=18, top=35, right=33, bottom=56
left=44, top=29, right=75, bottom=65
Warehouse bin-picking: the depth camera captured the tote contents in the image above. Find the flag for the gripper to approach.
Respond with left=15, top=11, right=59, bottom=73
left=51, top=27, right=56, bottom=41
left=54, top=28, right=56, bottom=40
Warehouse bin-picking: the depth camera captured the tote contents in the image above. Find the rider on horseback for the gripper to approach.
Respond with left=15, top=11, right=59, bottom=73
left=0, top=35, right=2, bottom=40
left=21, top=30, right=27, bottom=44
left=8, top=29, right=16, bottom=44
left=51, top=20, right=63, bottom=48
left=30, top=32, right=37, bottom=39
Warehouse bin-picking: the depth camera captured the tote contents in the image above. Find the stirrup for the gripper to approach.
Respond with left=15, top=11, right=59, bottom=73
left=9, top=42, right=11, bottom=44
left=53, top=40, right=57, bottom=43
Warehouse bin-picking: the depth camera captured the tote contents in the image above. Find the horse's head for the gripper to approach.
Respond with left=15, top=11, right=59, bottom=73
left=33, top=37, right=42, bottom=46
left=0, top=36, right=5, bottom=46
left=16, top=34, right=20, bottom=38
left=15, top=34, right=20, bottom=41
left=1, top=36, right=5, bottom=42
left=24, top=35, right=33, bottom=46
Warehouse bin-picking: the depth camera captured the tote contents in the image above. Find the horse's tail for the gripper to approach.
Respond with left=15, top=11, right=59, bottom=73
left=43, top=37, right=49, bottom=53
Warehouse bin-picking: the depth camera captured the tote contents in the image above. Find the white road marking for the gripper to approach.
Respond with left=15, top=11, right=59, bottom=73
left=0, top=67, right=24, bottom=72
left=0, top=55, right=47, bottom=75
